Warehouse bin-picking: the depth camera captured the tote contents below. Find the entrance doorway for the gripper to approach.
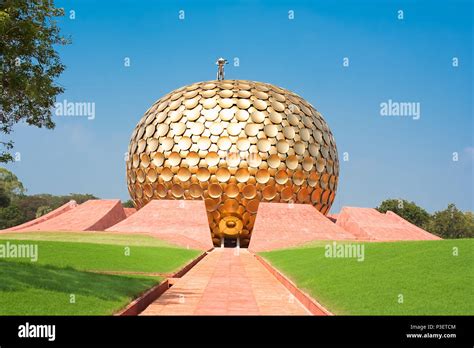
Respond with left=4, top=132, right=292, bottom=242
left=220, top=237, right=244, bottom=248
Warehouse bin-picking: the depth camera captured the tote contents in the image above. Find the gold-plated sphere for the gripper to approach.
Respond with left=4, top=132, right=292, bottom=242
left=126, top=80, right=339, bottom=247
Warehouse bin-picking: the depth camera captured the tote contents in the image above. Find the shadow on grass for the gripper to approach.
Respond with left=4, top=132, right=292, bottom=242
left=0, top=260, right=158, bottom=301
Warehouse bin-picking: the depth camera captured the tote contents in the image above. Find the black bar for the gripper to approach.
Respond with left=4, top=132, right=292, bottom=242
left=0, top=316, right=472, bottom=346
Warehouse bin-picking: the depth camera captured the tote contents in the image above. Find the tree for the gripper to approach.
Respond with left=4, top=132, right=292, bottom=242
left=35, top=205, right=51, bottom=218
left=427, top=204, right=474, bottom=239
left=0, top=204, right=23, bottom=229
left=0, top=0, right=69, bottom=162
left=0, top=186, right=10, bottom=207
left=376, top=198, right=431, bottom=229
left=0, top=167, right=26, bottom=196
left=122, top=199, right=135, bottom=208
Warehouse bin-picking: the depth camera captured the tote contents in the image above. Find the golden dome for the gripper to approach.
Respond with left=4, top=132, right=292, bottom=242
left=126, top=80, right=339, bottom=247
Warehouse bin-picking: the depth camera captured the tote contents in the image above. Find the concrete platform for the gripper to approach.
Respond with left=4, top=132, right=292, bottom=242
left=335, top=207, right=441, bottom=241
left=9, top=199, right=127, bottom=232
left=106, top=200, right=213, bottom=251
left=248, top=202, right=357, bottom=252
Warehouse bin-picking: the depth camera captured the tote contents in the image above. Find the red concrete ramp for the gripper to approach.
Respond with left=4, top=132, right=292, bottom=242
left=12, top=200, right=126, bottom=232
left=335, top=207, right=441, bottom=241
left=106, top=200, right=213, bottom=251
left=123, top=208, right=137, bottom=217
left=248, top=203, right=357, bottom=252
left=2, top=200, right=78, bottom=232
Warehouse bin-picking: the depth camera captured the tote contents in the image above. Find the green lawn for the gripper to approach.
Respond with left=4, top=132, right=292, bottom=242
left=0, top=238, right=200, bottom=273
left=0, top=233, right=201, bottom=315
left=261, top=239, right=473, bottom=315
left=0, top=231, right=179, bottom=247
left=0, top=261, right=161, bottom=315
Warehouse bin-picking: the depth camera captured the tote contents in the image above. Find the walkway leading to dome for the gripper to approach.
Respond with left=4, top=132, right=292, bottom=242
left=140, top=248, right=310, bottom=315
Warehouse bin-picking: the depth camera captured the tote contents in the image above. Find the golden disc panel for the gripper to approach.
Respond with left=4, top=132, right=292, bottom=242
left=253, top=99, right=267, bottom=111
left=264, top=124, right=278, bottom=137
left=236, top=109, right=250, bottom=121
left=268, top=154, right=281, bottom=168
left=269, top=111, right=283, bottom=123
left=262, top=185, right=277, bottom=200
left=189, top=183, right=203, bottom=198
left=227, top=123, right=242, bottom=136
left=251, top=111, right=266, bottom=123
left=168, top=152, right=181, bottom=166
left=237, top=99, right=251, bottom=109
left=235, top=167, right=250, bottom=183
left=205, top=152, right=220, bottom=166
left=257, top=139, right=271, bottom=153
left=177, top=167, right=191, bottom=182
left=216, top=168, right=231, bottom=183
left=225, top=183, right=240, bottom=198
left=187, top=152, right=200, bottom=166
left=245, top=123, right=260, bottom=136
left=256, top=169, right=270, bottom=184
left=126, top=79, right=339, bottom=247
left=276, top=140, right=290, bottom=154
left=217, top=137, right=232, bottom=151
left=275, top=170, right=288, bottom=184
left=236, top=138, right=250, bottom=151
left=208, top=183, right=223, bottom=198
left=196, top=167, right=210, bottom=182
left=242, top=184, right=257, bottom=199
left=286, top=155, right=299, bottom=170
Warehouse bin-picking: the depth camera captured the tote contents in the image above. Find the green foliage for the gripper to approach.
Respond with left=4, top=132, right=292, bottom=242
left=0, top=186, right=10, bottom=207
left=122, top=199, right=135, bottom=208
left=35, top=205, right=52, bottom=218
left=376, top=198, right=431, bottom=229
left=0, top=204, right=23, bottom=228
left=0, top=167, right=26, bottom=196
left=427, top=204, right=474, bottom=239
left=0, top=0, right=70, bottom=162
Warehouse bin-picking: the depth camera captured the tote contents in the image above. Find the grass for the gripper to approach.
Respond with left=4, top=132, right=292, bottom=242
left=0, top=239, right=201, bottom=273
left=0, top=260, right=161, bottom=315
left=0, top=231, right=179, bottom=247
left=0, top=233, right=202, bottom=315
left=260, top=239, right=474, bottom=315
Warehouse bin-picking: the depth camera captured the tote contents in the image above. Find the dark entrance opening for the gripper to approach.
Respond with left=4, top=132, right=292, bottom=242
left=223, top=237, right=238, bottom=248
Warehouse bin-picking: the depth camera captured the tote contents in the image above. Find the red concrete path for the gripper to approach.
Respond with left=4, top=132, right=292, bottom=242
left=106, top=200, right=213, bottom=251
left=141, top=248, right=310, bottom=315
left=5, top=200, right=126, bottom=232
left=249, top=203, right=357, bottom=252
left=335, top=207, right=441, bottom=241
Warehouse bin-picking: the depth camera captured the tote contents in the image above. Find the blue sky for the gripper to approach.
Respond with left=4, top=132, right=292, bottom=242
left=4, top=0, right=473, bottom=213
